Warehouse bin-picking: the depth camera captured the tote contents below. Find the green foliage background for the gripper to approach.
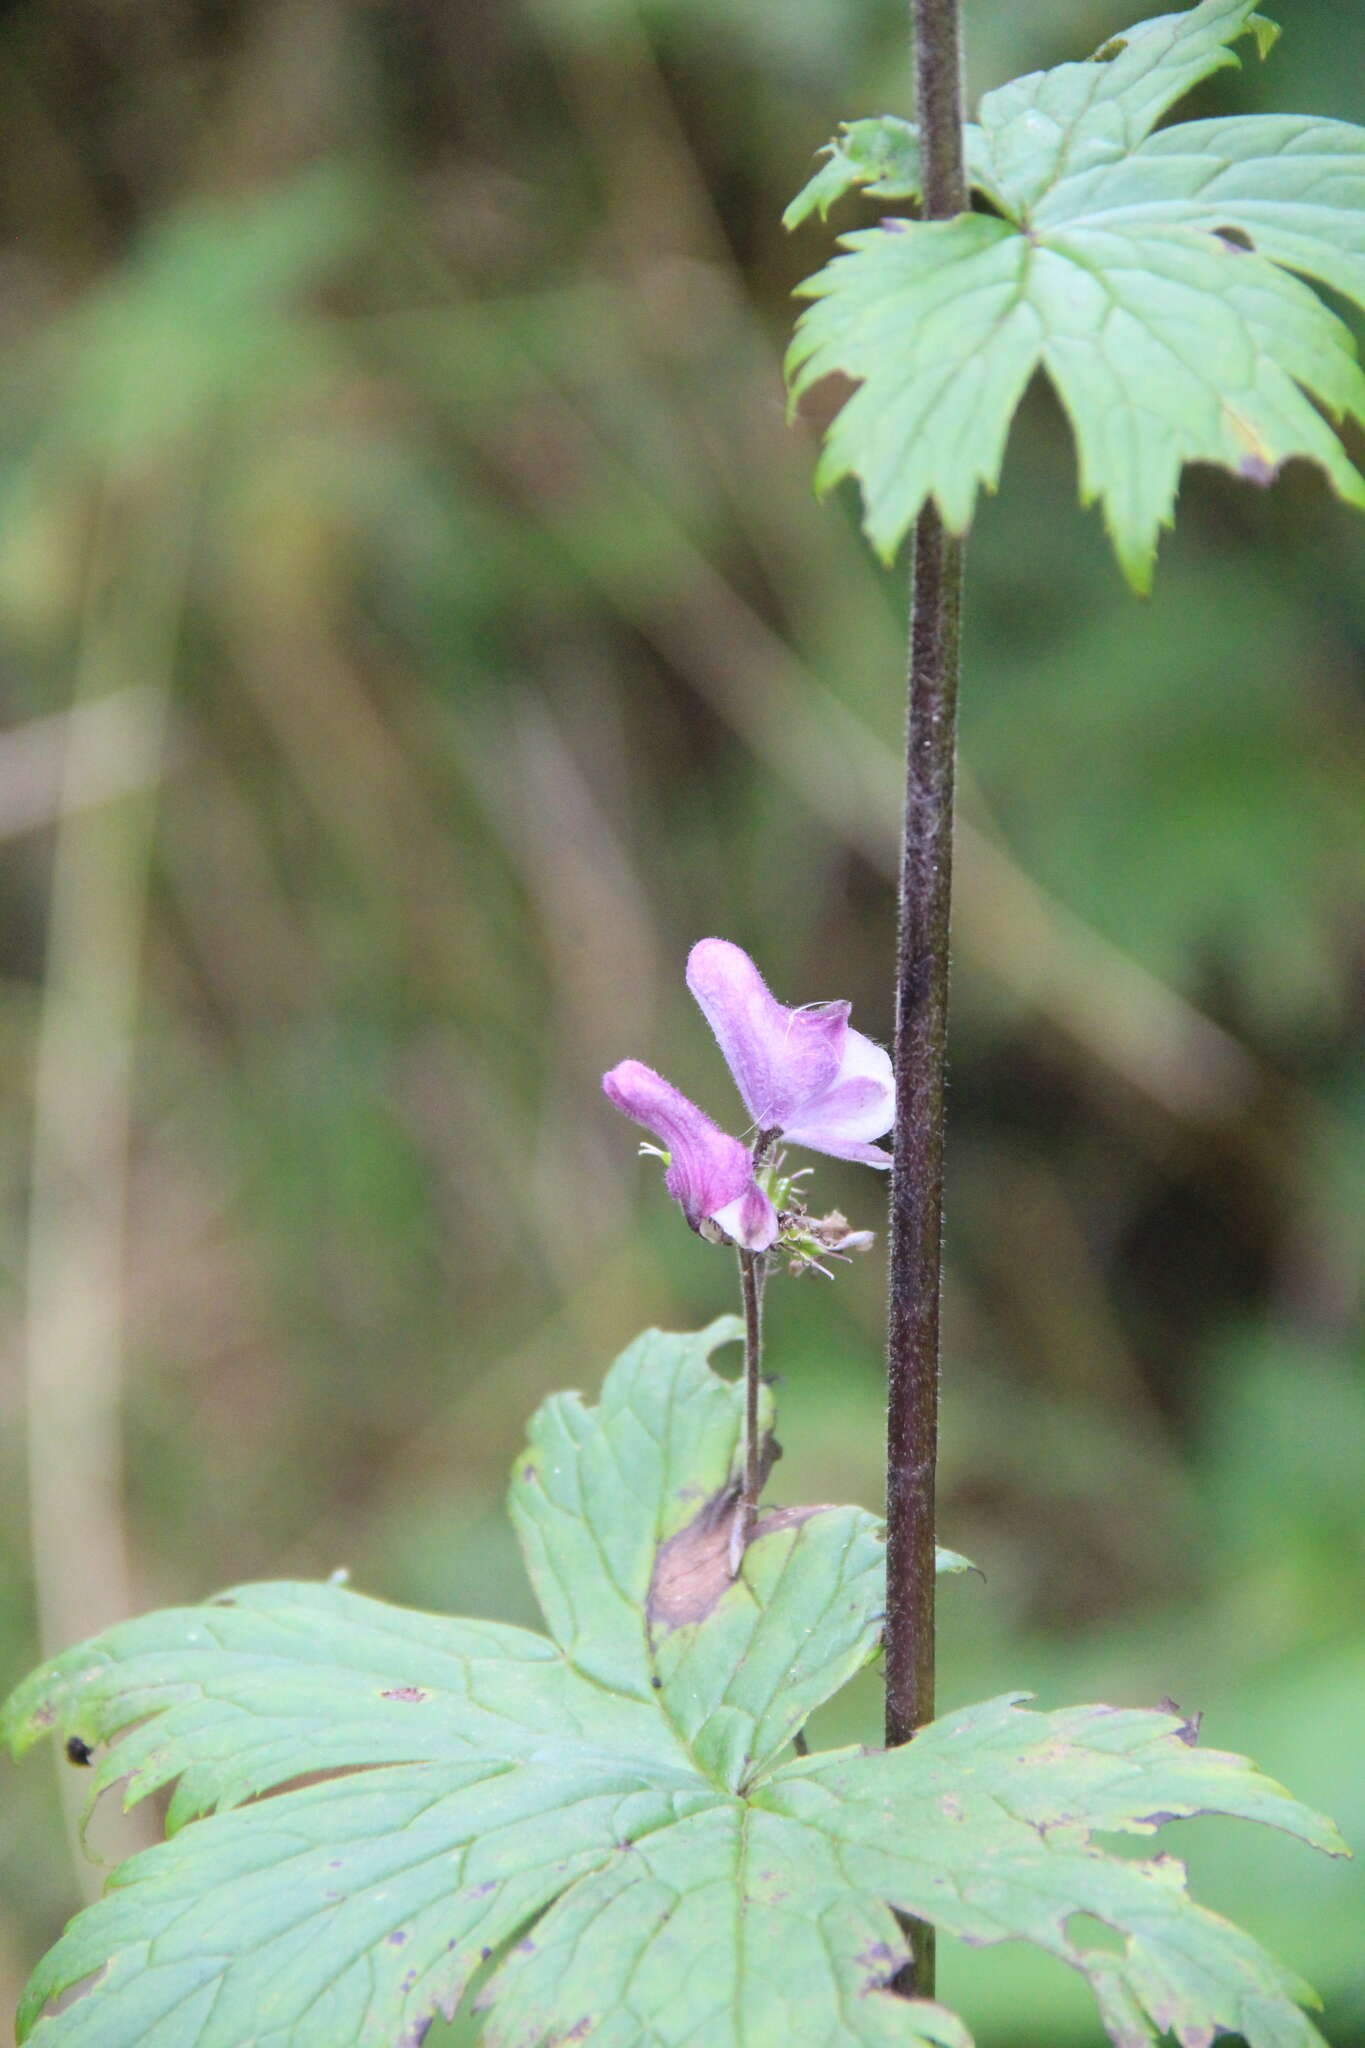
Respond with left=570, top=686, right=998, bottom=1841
left=0, top=1, right=1359, bottom=2041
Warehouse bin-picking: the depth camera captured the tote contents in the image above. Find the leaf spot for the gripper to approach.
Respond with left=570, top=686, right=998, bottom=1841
left=1157, top=1696, right=1203, bottom=1746
left=856, top=1939, right=904, bottom=1994
left=380, top=1686, right=430, bottom=1703
left=1239, top=454, right=1279, bottom=486
left=1065, top=1912, right=1126, bottom=1959
left=387, top=1930, right=410, bottom=1946
left=647, top=1488, right=744, bottom=1627
left=647, top=1483, right=827, bottom=1630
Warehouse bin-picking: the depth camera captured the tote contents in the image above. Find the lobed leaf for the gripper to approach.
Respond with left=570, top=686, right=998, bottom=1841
left=3, top=1324, right=1345, bottom=2047
left=783, top=2, right=1279, bottom=231
left=512, top=1317, right=886, bottom=1787
left=930, top=1546, right=978, bottom=1577
left=1037, top=114, right=1365, bottom=307
left=973, top=0, right=1278, bottom=215
left=783, top=119, right=1013, bottom=231
left=17, top=1762, right=717, bottom=2048
left=785, top=0, right=1365, bottom=587
left=788, top=215, right=1044, bottom=547
left=0, top=1580, right=676, bottom=1832
left=760, top=1695, right=1348, bottom=2048
left=479, top=1799, right=969, bottom=2048
left=509, top=1316, right=773, bottom=1702
left=783, top=117, right=925, bottom=231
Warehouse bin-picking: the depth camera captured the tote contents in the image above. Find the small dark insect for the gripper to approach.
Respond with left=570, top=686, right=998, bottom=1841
left=1157, top=1696, right=1204, bottom=1747
left=650, top=1676, right=662, bottom=1690
left=65, top=1735, right=94, bottom=1767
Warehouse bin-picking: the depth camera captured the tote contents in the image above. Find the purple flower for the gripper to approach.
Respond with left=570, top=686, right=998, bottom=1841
left=602, top=1059, right=778, bottom=1252
left=686, top=938, right=893, bottom=1168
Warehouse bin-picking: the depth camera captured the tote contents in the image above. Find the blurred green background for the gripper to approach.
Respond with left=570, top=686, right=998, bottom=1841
left=0, top=0, right=1361, bottom=2039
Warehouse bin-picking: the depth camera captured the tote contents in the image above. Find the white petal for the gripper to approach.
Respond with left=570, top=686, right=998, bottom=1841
left=782, top=1028, right=893, bottom=1150
left=710, top=1186, right=779, bottom=1252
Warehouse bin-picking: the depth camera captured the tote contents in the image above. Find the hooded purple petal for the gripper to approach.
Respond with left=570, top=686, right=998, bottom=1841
left=686, top=939, right=843, bottom=1129
left=686, top=938, right=893, bottom=1166
left=602, top=1059, right=778, bottom=1251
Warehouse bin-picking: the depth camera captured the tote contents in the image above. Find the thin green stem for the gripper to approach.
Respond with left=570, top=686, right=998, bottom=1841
left=733, top=1127, right=780, bottom=1567
left=884, top=0, right=968, bottom=2000
left=25, top=468, right=191, bottom=1897
left=735, top=1247, right=765, bottom=1568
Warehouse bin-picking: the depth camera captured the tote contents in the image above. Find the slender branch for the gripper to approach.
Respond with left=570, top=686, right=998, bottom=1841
left=884, top=0, right=968, bottom=1994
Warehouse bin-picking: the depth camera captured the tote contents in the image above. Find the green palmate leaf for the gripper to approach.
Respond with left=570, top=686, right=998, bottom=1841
left=971, top=0, right=1279, bottom=214
left=783, top=5, right=1280, bottom=240
left=929, top=1545, right=978, bottom=1577
left=785, top=0, right=1365, bottom=589
left=2, top=1580, right=674, bottom=1833
left=783, top=118, right=926, bottom=229
left=1036, top=115, right=1365, bottom=303
left=3, top=1322, right=1346, bottom=2047
left=782, top=120, right=1010, bottom=230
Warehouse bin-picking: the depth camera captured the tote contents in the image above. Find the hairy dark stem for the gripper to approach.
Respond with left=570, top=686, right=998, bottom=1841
left=885, top=518, right=962, bottom=1746
left=884, top=0, right=967, bottom=1996
left=911, top=0, right=967, bottom=216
